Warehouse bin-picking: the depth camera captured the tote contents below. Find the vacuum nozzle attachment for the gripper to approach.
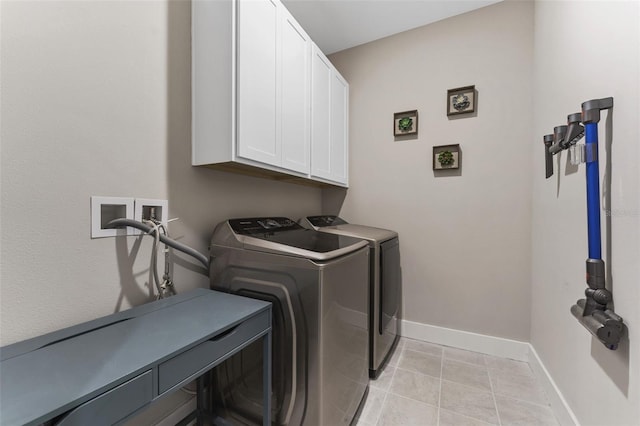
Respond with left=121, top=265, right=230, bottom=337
left=571, top=299, right=624, bottom=350
left=562, top=112, right=585, bottom=148
left=548, top=125, right=567, bottom=155
left=571, top=258, right=625, bottom=350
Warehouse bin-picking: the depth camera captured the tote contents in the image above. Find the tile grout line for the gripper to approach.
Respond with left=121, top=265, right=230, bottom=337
left=438, top=407, right=497, bottom=426
left=491, top=391, right=552, bottom=410
left=374, top=342, right=403, bottom=426
left=394, top=364, right=442, bottom=381
left=486, top=362, right=551, bottom=408
left=485, top=356, right=503, bottom=426
left=375, top=385, right=391, bottom=426
left=439, top=377, right=492, bottom=394
left=443, top=355, right=499, bottom=369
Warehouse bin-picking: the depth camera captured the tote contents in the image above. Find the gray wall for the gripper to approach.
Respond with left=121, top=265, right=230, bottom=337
left=531, top=1, right=640, bottom=424
left=0, top=0, right=321, bottom=347
left=328, top=0, right=534, bottom=341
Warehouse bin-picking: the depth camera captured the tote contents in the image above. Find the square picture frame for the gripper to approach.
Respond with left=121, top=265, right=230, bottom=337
left=447, top=86, right=476, bottom=116
left=394, top=110, right=418, bottom=136
left=433, top=144, right=461, bottom=170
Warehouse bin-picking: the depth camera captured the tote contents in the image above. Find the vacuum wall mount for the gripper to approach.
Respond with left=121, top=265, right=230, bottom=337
left=543, top=97, right=625, bottom=350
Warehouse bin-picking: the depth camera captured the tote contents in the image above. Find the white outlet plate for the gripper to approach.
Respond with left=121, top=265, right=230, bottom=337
left=91, top=196, right=135, bottom=238
left=134, top=198, right=169, bottom=235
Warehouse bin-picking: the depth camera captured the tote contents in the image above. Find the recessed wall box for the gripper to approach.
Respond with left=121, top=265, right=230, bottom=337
left=91, top=196, right=135, bottom=238
left=134, top=198, right=168, bottom=235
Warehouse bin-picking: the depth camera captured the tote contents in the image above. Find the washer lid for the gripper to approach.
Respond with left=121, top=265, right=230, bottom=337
left=305, top=217, right=398, bottom=243
left=226, top=217, right=368, bottom=261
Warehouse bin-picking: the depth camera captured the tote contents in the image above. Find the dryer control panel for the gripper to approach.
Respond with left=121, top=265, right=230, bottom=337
left=306, top=215, right=349, bottom=228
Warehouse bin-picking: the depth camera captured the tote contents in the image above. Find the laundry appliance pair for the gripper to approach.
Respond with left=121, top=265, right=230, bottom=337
left=209, top=216, right=400, bottom=425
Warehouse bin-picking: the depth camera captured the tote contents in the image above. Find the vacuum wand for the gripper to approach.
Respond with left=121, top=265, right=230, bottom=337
left=566, top=97, right=624, bottom=350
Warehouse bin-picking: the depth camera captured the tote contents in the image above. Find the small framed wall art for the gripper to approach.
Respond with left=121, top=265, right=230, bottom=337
left=433, top=144, right=461, bottom=170
left=447, top=85, right=475, bottom=116
left=394, top=110, right=418, bottom=136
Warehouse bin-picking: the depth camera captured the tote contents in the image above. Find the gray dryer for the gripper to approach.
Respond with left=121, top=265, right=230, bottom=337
left=300, top=216, right=401, bottom=379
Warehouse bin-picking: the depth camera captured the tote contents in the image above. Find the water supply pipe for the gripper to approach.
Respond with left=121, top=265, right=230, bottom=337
left=105, top=218, right=209, bottom=269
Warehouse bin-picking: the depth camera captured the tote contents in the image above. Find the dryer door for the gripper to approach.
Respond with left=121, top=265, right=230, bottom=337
left=379, top=238, right=400, bottom=334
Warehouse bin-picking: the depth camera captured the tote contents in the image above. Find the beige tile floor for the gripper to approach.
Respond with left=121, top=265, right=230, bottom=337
left=357, top=337, right=559, bottom=426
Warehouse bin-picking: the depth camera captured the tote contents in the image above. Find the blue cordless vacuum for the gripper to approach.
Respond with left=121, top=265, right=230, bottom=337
left=544, top=97, right=625, bottom=350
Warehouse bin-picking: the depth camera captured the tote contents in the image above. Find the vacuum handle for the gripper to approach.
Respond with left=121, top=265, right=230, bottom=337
left=545, top=145, right=553, bottom=178
left=543, top=134, right=554, bottom=178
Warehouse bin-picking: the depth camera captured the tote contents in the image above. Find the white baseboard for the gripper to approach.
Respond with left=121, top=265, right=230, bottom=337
left=528, top=346, right=580, bottom=426
left=401, top=319, right=578, bottom=426
left=401, top=319, right=530, bottom=361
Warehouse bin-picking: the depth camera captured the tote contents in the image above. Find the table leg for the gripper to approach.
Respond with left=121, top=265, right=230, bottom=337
left=196, top=376, right=205, bottom=426
left=262, top=330, right=272, bottom=426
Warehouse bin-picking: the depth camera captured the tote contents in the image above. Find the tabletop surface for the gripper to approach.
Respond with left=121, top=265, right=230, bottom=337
left=0, top=289, right=270, bottom=426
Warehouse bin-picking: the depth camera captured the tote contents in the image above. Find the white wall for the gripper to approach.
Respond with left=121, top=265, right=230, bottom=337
left=531, top=1, right=640, bottom=425
left=0, top=0, right=321, bottom=345
left=328, top=0, right=534, bottom=341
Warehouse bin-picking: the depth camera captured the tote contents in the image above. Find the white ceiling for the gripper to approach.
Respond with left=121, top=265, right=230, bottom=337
left=282, top=0, right=503, bottom=55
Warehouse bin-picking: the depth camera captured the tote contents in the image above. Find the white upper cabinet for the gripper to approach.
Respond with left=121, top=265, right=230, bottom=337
left=280, top=8, right=311, bottom=174
left=310, top=45, right=349, bottom=186
left=330, top=72, right=349, bottom=184
left=310, top=45, right=332, bottom=180
left=236, top=0, right=279, bottom=165
left=192, top=0, right=347, bottom=187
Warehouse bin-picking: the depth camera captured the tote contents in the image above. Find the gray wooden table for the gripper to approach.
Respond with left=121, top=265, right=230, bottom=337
left=0, top=289, right=271, bottom=426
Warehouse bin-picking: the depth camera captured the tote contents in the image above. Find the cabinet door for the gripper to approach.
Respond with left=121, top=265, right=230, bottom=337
left=330, top=73, right=348, bottom=184
left=310, top=45, right=332, bottom=180
left=310, top=44, right=349, bottom=185
left=237, top=0, right=280, bottom=166
left=280, top=8, right=310, bottom=174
